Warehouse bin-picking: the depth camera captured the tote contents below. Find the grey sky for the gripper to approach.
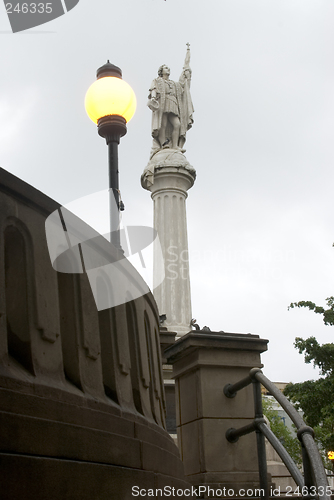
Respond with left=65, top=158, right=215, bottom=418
left=1, top=0, right=334, bottom=383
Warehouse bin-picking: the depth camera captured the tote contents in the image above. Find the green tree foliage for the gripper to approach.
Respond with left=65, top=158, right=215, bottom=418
left=285, top=298, right=334, bottom=463
left=289, top=296, right=334, bottom=327
left=262, top=397, right=302, bottom=466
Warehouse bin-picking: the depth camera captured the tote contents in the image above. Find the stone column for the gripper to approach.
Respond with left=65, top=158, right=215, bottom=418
left=141, top=150, right=196, bottom=337
left=165, top=330, right=271, bottom=495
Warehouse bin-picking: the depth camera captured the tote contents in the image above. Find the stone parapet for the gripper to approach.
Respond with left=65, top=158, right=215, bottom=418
left=0, top=167, right=188, bottom=499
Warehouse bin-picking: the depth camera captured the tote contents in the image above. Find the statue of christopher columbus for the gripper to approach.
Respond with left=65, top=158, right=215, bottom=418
left=147, top=43, right=194, bottom=156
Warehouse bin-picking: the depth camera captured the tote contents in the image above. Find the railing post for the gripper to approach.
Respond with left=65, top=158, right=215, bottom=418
left=252, top=377, right=269, bottom=500
left=224, top=369, right=331, bottom=500
left=301, top=442, right=314, bottom=493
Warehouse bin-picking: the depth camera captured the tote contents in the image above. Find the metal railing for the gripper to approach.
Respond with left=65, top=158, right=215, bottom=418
left=224, top=368, right=331, bottom=500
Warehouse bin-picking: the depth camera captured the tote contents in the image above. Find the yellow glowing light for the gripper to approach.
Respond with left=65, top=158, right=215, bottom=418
left=328, top=451, right=334, bottom=460
left=85, top=76, right=136, bottom=124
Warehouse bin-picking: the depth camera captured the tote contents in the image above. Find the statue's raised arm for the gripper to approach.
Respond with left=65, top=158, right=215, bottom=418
left=181, top=42, right=191, bottom=81
left=178, top=43, right=194, bottom=149
left=147, top=44, right=194, bottom=155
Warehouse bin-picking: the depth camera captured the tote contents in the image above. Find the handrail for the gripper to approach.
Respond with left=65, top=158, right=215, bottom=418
left=224, top=368, right=331, bottom=500
left=255, top=371, right=329, bottom=497
left=258, top=420, right=304, bottom=489
left=255, top=371, right=304, bottom=428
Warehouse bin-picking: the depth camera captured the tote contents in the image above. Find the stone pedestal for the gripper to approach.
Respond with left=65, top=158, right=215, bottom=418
left=165, top=331, right=270, bottom=496
left=141, top=149, right=196, bottom=337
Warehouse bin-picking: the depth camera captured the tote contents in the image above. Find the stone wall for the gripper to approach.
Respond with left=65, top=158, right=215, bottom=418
left=0, top=168, right=188, bottom=499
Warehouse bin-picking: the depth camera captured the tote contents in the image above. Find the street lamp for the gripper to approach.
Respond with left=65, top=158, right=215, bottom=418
left=328, top=451, right=334, bottom=471
left=85, top=61, right=136, bottom=250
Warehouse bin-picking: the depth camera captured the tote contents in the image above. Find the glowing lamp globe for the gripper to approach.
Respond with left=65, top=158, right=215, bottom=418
left=85, top=61, right=136, bottom=141
left=85, top=77, right=136, bottom=124
left=328, top=451, right=334, bottom=460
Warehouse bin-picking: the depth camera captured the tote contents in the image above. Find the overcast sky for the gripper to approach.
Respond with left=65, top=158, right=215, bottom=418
left=1, top=0, right=334, bottom=383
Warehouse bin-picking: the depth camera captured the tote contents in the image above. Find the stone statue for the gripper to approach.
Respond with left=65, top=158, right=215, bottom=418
left=147, top=43, right=194, bottom=155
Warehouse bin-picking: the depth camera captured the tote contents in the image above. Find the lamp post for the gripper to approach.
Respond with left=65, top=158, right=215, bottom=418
left=85, top=61, right=136, bottom=250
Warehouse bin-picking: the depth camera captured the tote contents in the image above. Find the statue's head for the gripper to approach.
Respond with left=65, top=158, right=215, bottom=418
left=158, top=65, right=170, bottom=77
